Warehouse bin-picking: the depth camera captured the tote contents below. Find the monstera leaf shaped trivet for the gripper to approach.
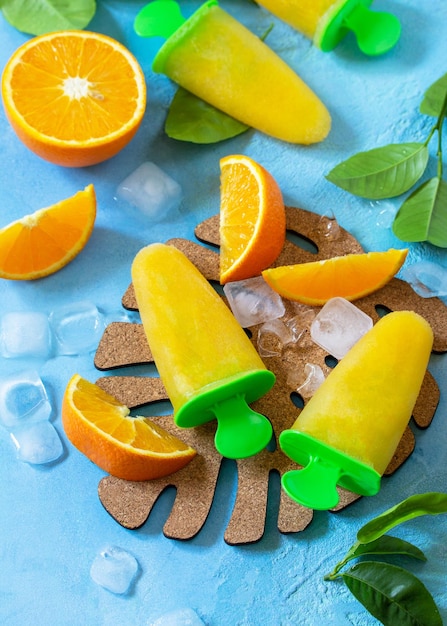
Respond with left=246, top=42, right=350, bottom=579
left=94, top=207, right=447, bottom=545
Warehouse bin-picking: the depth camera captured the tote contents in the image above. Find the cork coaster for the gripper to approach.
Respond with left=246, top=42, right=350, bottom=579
left=95, top=207, right=447, bottom=544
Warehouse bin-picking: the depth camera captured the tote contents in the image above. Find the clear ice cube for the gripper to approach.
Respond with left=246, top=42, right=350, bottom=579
left=1, top=311, right=51, bottom=359
left=10, top=421, right=63, bottom=464
left=150, top=608, right=205, bottom=626
left=257, top=318, right=294, bottom=357
left=0, top=369, right=52, bottom=429
left=310, top=297, right=373, bottom=359
left=293, top=363, right=326, bottom=397
left=223, top=276, right=285, bottom=328
left=49, top=301, right=106, bottom=356
left=285, top=304, right=317, bottom=347
left=402, top=261, right=447, bottom=298
left=116, top=161, right=183, bottom=221
left=90, top=545, right=138, bottom=595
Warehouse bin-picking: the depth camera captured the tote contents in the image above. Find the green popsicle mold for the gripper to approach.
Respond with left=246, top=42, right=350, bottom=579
left=175, top=369, right=275, bottom=460
left=315, top=0, right=401, bottom=56
left=279, top=430, right=381, bottom=510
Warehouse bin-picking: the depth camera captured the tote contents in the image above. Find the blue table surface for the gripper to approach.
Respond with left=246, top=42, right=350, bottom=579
left=1, top=1, right=446, bottom=625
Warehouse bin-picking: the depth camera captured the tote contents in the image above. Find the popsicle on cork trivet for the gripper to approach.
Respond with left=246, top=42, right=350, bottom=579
left=255, top=0, right=401, bottom=56
left=134, top=0, right=331, bottom=144
left=279, top=311, right=433, bottom=510
left=131, top=243, right=275, bottom=460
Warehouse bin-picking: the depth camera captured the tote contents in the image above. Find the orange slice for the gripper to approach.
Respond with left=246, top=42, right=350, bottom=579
left=0, top=184, right=96, bottom=280
left=62, top=374, right=197, bottom=481
left=1, top=30, right=146, bottom=167
left=219, top=154, right=286, bottom=284
left=262, top=248, right=408, bottom=305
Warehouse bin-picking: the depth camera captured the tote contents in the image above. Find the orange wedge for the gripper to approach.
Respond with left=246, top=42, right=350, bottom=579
left=62, top=374, right=196, bottom=481
left=262, top=248, right=408, bottom=305
left=0, top=184, right=96, bottom=280
left=1, top=31, right=146, bottom=167
left=219, top=154, right=286, bottom=284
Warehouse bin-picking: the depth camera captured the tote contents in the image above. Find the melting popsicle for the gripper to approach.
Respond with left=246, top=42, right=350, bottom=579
left=131, top=243, right=275, bottom=459
left=279, top=311, right=433, bottom=510
left=255, top=0, right=401, bottom=56
left=134, top=0, right=331, bottom=144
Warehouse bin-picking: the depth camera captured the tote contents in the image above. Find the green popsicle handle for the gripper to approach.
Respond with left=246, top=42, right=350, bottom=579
left=317, top=0, right=401, bottom=56
left=134, top=0, right=186, bottom=39
left=282, top=458, right=342, bottom=510
left=213, top=394, right=273, bottom=459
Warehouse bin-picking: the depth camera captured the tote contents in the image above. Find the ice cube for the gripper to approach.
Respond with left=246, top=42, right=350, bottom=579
left=310, top=297, right=373, bottom=359
left=285, top=305, right=317, bottom=347
left=1, top=311, right=51, bottom=359
left=292, top=363, right=325, bottom=397
left=402, top=261, right=447, bottom=298
left=10, top=421, right=63, bottom=464
left=150, top=608, right=205, bottom=626
left=49, top=301, right=106, bottom=356
left=317, top=213, right=340, bottom=241
left=116, top=161, right=183, bottom=221
left=90, top=545, right=138, bottom=595
left=223, top=276, right=285, bottom=328
left=0, top=369, right=52, bottom=429
left=257, top=318, right=294, bottom=357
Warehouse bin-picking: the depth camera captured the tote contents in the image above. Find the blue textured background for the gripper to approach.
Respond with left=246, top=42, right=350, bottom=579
left=0, top=1, right=446, bottom=624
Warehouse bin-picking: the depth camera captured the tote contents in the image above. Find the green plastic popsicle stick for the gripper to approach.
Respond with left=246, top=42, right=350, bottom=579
left=134, top=0, right=186, bottom=39
left=279, top=430, right=381, bottom=510
left=317, top=0, right=401, bottom=56
left=213, top=394, right=273, bottom=460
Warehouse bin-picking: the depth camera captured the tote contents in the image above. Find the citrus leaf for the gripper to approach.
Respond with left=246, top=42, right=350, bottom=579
left=326, top=143, right=429, bottom=199
left=165, top=87, right=249, bottom=144
left=357, top=493, right=447, bottom=544
left=392, top=177, right=447, bottom=247
left=1, top=0, right=96, bottom=35
left=342, top=562, right=443, bottom=626
left=420, top=72, right=447, bottom=117
left=345, top=536, right=426, bottom=563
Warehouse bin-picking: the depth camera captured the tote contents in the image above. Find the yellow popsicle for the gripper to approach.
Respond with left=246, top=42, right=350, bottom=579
left=135, top=0, right=331, bottom=144
left=280, top=311, right=433, bottom=509
left=131, top=243, right=275, bottom=459
left=255, top=0, right=401, bottom=56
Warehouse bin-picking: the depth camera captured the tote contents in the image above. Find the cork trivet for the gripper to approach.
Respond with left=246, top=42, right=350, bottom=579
left=96, top=206, right=447, bottom=544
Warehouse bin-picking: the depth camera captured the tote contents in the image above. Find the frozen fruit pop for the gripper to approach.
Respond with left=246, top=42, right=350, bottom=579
left=279, top=311, right=433, bottom=510
left=131, top=243, right=275, bottom=459
left=256, top=0, right=401, bottom=56
left=134, top=0, right=331, bottom=144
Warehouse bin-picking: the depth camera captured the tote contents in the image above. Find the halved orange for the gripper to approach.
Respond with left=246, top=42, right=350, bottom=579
left=1, top=30, right=146, bottom=167
left=62, top=374, right=196, bottom=481
left=219, top=154, right=286, bottom=284
left=262, top=248, right=408, bottom=305
left=0, top=184, right=96, bottom=280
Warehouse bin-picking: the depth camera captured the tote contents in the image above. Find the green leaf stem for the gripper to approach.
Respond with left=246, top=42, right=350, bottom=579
left=1, top=0, right=96, bottom=35
left=357, top=492, right=447, bottom=544
left=165, top=87, right=249, bottom=144
left=325, top=143, right=429, bottom=199
left=392, top=177, right=447, bottom=247
left=342, top=562, right=443, bottom=626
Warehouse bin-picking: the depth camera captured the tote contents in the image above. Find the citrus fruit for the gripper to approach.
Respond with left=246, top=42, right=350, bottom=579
left=219, top=154, right=286, bottom=284
left=1, top=30, right=146, bottom=167
left=262, top=248, right=408, bottom=305
left=62, top=374, right=197, bottom=481
left=0, top=184, right=96, bottom=280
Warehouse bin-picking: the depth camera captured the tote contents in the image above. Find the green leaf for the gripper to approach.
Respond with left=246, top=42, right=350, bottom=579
left=1, top=0, right=96, bottom=36
left=345, top=536, right=426, bottom=563
left=420, top=72, right=447, bottom=118
left=325, top=143, right=429, bottom=199
left=165, top=87, right=249, bottom=144
left=357, top=492, right=447, bottom=544
left=392, top=177, right=447, bottom=247
left=342, top=561, right=443, bottom=626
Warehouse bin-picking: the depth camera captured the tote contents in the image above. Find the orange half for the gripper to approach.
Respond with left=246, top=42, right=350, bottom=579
left=1, top=30, right=146, bottom=167
left=62, top=375, right=197, bottom=481
left=0, top=184, right=96, bottom=280
left=219, top=154, right=286, bottom=284
left=262, top=248, right=408, bottom=305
